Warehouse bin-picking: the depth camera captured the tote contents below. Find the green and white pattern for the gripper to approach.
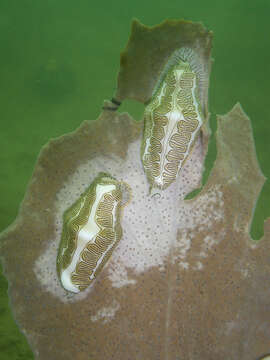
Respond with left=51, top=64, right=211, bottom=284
left=57, top=173, right=128, bottom=293
left=141, top=48, right=205, bottom=190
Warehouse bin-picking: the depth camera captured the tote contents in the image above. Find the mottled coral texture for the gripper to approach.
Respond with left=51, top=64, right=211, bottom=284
left=0, top=19, right=269, bottom=360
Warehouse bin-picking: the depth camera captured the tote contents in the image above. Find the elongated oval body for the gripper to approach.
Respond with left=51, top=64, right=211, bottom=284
left=141, top=48, right=205, bottom=190
left=57, top=173, right=130, bottom=293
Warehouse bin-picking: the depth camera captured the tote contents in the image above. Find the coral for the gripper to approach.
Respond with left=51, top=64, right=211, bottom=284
left=0, top=19, right=269, bottom=360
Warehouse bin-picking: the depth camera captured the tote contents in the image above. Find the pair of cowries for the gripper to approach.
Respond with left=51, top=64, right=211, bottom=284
left=57, top=47, right=206, bottom=293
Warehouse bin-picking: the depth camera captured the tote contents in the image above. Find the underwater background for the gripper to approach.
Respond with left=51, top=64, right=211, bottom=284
left=0, top=0, right=269, bottom=359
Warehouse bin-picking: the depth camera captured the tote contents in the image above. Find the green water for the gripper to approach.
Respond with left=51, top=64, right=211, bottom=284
left=0, top=0, right=269, bottom=359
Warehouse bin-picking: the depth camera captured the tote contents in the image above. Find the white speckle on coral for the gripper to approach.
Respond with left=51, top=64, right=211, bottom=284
left=194, top=261, right=203, bottom=270
left=173, top=185, right=225, bottom=268
left=107, top=261, right=137, bottom=288
left=240, top=268, right=249, bottom=278
left=179, top=262, right=189, bottom=270
left=172, top=230, right=192, bottom=265
left=34, top=133, right=211, bottom=301
left=199, top=235, right=217, bottom=258
left=91, top=300, right=120, bottom=324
